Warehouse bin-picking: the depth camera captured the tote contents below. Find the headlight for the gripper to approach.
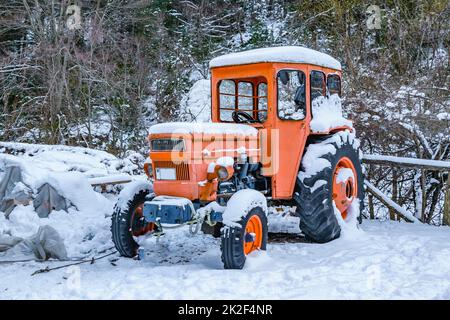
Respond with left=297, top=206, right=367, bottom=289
left=215, top=165, right=233, bottom=181
left=217, top=166, right=229, bottom=180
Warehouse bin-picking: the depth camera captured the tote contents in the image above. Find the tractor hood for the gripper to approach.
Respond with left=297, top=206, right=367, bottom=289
left=149, top=122, right=258, bottom=137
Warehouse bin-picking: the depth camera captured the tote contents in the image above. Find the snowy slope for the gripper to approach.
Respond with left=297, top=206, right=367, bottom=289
left=1, top=220, right=450, bottom=299
left=0, top=142, right=140, bottom=177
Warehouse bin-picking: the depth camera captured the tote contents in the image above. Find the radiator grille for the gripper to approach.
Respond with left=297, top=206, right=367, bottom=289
left=154, top=161, right=190, bottom=180
left=151, top=139, right=185, bottom=152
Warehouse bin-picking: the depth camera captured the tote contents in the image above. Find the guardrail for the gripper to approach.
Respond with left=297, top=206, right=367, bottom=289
left=362, top=154, right=450, bottom=225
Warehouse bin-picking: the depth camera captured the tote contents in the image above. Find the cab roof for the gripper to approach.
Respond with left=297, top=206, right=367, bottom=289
left=209, top=46, right=341, bottom=71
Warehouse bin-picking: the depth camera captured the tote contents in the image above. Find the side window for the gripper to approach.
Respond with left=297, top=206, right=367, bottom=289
left=277, top=70, right=306, bottom=120
left=310, top=71, right=326, bottom=103
left=327, top=74, right=341, bottom=96
left=237, top=82, right=253, bottom=108
left=219, top=80, right=235, bottom=121
left=257, top=83, right=268, bottom=122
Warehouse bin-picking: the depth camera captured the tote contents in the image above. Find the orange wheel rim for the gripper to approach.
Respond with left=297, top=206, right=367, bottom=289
left=332, top=157, right=358, bottom=220
left=244, top=215, right=263, bottom=255
left=131, top=204, right=154, bottom=236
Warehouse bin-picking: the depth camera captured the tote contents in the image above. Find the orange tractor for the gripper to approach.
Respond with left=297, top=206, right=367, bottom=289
left=112, top=46, right=364, bottom=269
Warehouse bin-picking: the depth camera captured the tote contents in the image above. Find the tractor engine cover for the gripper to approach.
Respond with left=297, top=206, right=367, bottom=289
left=143, top=196, right=193, bottom=224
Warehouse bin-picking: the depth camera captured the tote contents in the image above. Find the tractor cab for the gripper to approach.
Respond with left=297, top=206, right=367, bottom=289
left=209, top=46, right=343, bottom=131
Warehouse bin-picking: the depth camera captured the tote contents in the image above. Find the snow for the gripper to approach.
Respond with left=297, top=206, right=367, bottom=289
left=0, top=143, right=146, bottom=260
left=150, top=196, right=194, bottom=212
left=210, top=46, right=342, bottom=70
left=310, top=94, right=353, bottom=133
left=0, top=142, right=139, bottom=178
left=310, top=180, right=327, bottom=193
left=2, top=142, right=449, bottom=299
left=39, top=172, right=111, bottom=214
left=437, top=112, right=450, bottom=121
left=333, top=200, right=363, bottom=240
left=87, top=174, right=132, bottom=186
left=116, top=179, right=152, bottom=211
left=222, top=189, right=267, bottom=226
left=0, top=203, right=113, bottom=260
left=336, top=167, right=355, bottom=184
left=216, top=156, right=234, bottom=167
left=298, top=143, right=336, bottom=181
left=267, top=206, right=300, bottom=234
left=180, top=79, right=211, bottom=122
left=207, top=156, right=235, bottom=174
left=2, top=220, right=450, bottom=299
left=298, top=130, right=360, bottom=185
left=363, top=154, right=450, bottom=169
left=196, top=201, right=226, bottom=220
left=149, top=122, right=258, bottom=136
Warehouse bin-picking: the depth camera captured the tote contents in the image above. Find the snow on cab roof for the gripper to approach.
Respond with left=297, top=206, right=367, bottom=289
left=209, top=46, right=341, bottom=70
left=149, top=122, right=258, bottom=136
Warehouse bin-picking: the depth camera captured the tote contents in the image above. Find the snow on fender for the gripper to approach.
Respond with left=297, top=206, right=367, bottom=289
left=116, top=179, right=153, bottom=212
left=222, top=189, right=268, bottom=227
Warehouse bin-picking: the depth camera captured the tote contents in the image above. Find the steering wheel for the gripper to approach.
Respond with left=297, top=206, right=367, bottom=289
left=232, top=111, right=257, bottom=123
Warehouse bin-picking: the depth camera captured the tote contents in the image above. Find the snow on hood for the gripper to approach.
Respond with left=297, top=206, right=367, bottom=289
left=149, top=122, right=258, bottom=136
left=210, top=46, right=341, bottom=70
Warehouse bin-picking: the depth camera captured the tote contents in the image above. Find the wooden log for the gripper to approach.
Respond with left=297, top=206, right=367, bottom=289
left=88, top=174, right=132, bottom=187
left=363, top=155, right=450, bottom=171
left=364, top=180, right=419, bottom=223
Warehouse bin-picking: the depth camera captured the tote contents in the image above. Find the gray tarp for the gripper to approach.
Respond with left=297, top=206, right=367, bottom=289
left=0, top=234, right=22, bottom=252
left=0, top=166, right=33, bottom=217
left=0, top=225, right=67, bottom=261
left=33, top=183, right=68, bottom=218
left=0, top=165, right=67, bottom=218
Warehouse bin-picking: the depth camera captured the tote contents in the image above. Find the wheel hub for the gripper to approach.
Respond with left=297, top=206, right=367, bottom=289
left=332, top=157, right=358, bottom=220
left=244, top=215, right=263, bottom=255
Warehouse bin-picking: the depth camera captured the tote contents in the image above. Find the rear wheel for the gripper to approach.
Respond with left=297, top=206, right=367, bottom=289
left=296, top=132, right=364, bottom=243
left=221, top=207, right=268, bottom=269
left=111, top=189, right=155, bottom=257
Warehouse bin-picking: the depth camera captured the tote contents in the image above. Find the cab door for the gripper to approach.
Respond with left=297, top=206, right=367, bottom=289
left=269, top=64, right=311, bottom=199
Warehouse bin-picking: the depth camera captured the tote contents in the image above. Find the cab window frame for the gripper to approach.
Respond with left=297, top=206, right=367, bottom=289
left=327, top=74, right=341, bottom=97
left=276, top=69, right=307, bottom=121
left=218, top=78, right=268, bottom=123
left=310, top=70, right=326, bottom=106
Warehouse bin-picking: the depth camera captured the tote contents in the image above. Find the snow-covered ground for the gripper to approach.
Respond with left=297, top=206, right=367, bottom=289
left=1, top=220, right=450, bottom=299
left=1, top=142, right=450, bottom=300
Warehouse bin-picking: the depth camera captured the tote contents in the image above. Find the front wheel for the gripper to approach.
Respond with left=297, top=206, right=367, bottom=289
left=221, top=207, right=268, bottom=269
left=111, top=184, right=155, bottom=257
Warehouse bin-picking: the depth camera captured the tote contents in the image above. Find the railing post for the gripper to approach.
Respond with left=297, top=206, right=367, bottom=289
left=421, top=169, right=427, bottom=222
left=390, top=169, right=398, bottom=221
left=444, top=172, right=450, bottom=226
left=368, top=193, right=375, bottom=220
